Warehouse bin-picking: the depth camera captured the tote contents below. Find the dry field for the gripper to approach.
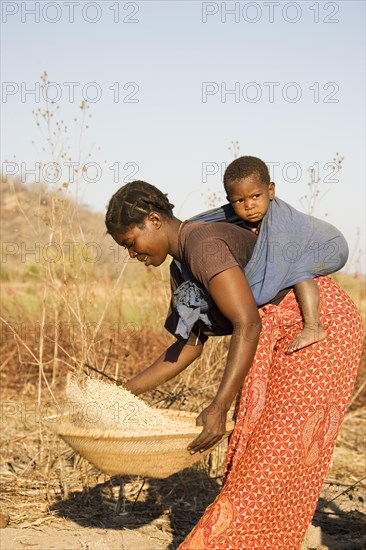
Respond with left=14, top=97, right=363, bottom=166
left=1, top=178, right=365, bottom=549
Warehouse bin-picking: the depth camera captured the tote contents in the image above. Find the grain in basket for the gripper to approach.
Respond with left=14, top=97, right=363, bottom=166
left=65, top=377, right=184, bottom=433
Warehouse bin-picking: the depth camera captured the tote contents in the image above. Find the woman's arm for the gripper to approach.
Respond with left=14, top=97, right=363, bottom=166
left=124, top=340, right=203, bottom=395
left=188, top=266, right=262, bottom=454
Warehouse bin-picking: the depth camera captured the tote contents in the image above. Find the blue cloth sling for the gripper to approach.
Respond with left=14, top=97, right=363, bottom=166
left=173, top=197, right=349, bottom=339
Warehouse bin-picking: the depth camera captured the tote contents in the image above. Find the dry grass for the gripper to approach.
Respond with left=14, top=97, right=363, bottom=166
left=0, top=325, right=229, bottom=545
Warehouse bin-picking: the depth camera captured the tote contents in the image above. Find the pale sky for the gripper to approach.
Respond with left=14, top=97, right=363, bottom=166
left=1, top=0, right=365, bottom=272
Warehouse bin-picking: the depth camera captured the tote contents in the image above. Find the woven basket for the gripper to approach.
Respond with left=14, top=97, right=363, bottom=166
left=45, top=409, right=235, bottom=478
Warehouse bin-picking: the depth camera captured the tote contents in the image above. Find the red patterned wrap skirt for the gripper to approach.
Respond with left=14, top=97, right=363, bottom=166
left=178, top=276, right=364, bottom=550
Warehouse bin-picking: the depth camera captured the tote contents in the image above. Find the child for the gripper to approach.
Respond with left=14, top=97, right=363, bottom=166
left=223, top=156, right=348, bottom=353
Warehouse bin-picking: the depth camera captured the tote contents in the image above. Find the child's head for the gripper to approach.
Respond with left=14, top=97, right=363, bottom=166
left=223, top=156, right=275, bottom=225
left=105, top=180, right=175, bottom=267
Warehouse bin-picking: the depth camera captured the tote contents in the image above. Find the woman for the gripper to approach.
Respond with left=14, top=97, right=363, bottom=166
left=105, top=180, right=363, bottom=549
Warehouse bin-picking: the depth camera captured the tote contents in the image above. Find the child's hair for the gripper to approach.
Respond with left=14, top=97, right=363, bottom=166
left=223, top=156, right=270, bottom=190
left=105, top=180, right=174, bottom=234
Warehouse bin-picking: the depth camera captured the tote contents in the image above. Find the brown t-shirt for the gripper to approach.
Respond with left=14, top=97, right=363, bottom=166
left=164, top=220, right=290, bottom=344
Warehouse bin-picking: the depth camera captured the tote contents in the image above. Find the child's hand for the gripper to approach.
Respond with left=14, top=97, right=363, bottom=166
left=187, top=402, right=227, bottom=454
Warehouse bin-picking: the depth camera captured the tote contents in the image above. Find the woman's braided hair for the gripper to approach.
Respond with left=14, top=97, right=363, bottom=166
left=105, top=180, right=175, bottom=234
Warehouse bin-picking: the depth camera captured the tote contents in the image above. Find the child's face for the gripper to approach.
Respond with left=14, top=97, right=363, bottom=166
left=226, top=172, right=275, bottom=224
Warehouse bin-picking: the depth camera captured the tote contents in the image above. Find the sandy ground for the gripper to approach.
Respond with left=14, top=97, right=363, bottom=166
left=0, top=521, right=331, bottom=550
left=1, top=514, right=364, bottom=550
left=0, top=521, right=169, bottom=550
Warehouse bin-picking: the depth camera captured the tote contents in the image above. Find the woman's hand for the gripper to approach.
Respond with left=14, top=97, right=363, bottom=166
left=187, top=401, right=228, bottom=454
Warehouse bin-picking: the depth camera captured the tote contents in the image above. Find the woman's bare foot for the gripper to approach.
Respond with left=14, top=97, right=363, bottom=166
left=286, top=322, right=328, bottom=354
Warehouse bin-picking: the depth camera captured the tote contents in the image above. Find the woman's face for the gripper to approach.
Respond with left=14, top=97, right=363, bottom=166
left=111, top=215, right=169, bottom=267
